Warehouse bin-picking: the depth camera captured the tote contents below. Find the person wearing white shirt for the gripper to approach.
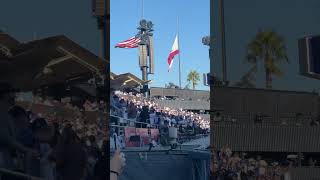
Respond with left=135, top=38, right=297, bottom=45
left=171, top=118, right=176, bottom=126
left=149, top=112, right=156, bottom=125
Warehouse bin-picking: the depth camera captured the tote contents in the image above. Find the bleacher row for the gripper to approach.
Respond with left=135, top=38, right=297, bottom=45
left=154, top=99, right=209, bottom=111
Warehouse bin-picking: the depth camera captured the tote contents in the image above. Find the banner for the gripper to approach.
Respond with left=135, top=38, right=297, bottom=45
left=124, top=127, right=159, bottom=147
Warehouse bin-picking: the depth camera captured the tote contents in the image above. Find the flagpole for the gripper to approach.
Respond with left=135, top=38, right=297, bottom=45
left=177, top=16, right=182, bottom=89
left=141, top=0, right=144, bottom=19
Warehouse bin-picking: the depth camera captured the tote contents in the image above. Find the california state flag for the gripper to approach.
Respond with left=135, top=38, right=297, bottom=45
left=167, top=34, right=179, bottom=72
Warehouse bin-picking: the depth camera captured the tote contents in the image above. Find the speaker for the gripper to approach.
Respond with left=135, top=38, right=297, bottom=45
left=299, top=35, right=320, bottom=79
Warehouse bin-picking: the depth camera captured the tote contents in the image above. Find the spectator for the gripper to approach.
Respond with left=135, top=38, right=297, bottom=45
left=127, top=102, right=137, bottom=119
left=110, top=150, right=125, bottom=180
left=308, top=157, right=316, bottom=167
left=138, top=106, right=149, bottom=128
left=50, top=126, right=87, bottom=180
left=0, top=83, right=39, bottom=171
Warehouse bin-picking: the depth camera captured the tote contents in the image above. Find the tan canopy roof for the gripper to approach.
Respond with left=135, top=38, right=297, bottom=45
left=0, top=33, right=107, bottom=91
left=110, top=72, right=145, bottom=90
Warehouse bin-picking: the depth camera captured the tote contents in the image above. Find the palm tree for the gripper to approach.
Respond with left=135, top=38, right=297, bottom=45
left=187, top=70, right=200, bottom=90
left=246, top=30, right=289, bottom=89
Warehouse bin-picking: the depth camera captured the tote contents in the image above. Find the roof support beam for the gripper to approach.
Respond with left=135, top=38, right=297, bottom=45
left=46, top=54, right=73, bottom=67
left=57, top=47, right=102, bottom=76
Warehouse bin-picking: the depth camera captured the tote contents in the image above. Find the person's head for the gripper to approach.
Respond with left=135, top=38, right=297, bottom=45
left=31, top=118, right=48, bottom=132
left=0, top=82, right=15, bottom=109
left=61, top=126, right=78, bottom=144
left=8, top=106, right=29, bottom=125
left=257, top=155, right=261, bottom=161
left=89, top=135, right=96, bottom=143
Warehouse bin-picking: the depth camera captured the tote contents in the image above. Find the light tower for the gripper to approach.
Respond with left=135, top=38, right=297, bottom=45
left=92, top=0, right=108, bottom=139
left=136, top=19, right=155, bottom=97
left=92, top=0, right=108, bottom=60
left=202, top=36, right=214, bottom=86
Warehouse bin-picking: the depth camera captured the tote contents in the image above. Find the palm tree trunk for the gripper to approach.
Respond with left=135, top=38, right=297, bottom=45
left=265, top=68, right=272, bottom=89
left=193, top=82, right=195, bottom=90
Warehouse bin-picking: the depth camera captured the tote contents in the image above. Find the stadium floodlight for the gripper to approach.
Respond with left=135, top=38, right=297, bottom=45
left=202, top=36, right=210, bottom=46
left=136, top=19, right=155, bottom=97
left=202, top=36, right=215, bottom=46
left=139, top=19, right=148, bottom=29
left=147, top=21, right=154, bottom=30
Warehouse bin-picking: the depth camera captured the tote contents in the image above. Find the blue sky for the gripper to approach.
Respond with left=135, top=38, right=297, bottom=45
left=110, top=0, right=210, bottom=90
left=212, top=0, right=320, bottom=92
left=0, top=0, right=100, bottom=55
left=3, top=0, right=319, bottom=93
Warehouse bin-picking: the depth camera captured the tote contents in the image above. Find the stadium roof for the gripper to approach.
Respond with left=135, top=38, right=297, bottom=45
left=0, top=33, right=107, bottom=91
left=111, top=72, right=144, bottom=90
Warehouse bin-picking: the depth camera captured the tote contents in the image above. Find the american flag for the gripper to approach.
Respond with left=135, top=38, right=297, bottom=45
left=115, top=36, right=141, bottom=48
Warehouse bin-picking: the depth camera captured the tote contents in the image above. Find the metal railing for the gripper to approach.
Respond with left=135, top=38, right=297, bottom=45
left=110, top=114, right=160, bottom=128
left=212, top=113, right=317, bottom=127
left=0, top=168, right=43, bottom=180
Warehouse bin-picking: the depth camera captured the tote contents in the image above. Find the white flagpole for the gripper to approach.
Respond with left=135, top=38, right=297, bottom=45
left=177, top=16, right=182, bottom=89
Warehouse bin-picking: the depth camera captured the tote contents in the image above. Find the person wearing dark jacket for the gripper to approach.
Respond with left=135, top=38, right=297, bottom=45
left=50, top=126, right=87, bottom=180
left=138, top=106, right=149, bottom=128
left=0, top=83, right=39, bottom=171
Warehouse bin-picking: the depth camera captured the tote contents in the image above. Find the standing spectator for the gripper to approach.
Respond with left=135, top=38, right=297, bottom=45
left=127, top=102, right=137, bottom=119
left=138, top=106, right=149, bottom=128
left=50, top=126, right=88, bottom=180
left=0, top=83, right=39, bottom=171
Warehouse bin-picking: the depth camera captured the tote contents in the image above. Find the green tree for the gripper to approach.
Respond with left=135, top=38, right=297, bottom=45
left=165, top=82, right=179, bottom=89
left=187, top=70, right=200, bottom=90
left=246, top=30, right=289, bottom=89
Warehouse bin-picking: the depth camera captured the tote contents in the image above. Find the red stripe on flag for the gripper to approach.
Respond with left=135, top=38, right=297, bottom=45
left=167, top=50, right=180, bottom=67
left=115, top=37, right=141, bottom=48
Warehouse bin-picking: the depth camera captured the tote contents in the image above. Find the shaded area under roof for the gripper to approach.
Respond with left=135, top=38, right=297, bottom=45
left=0, top=33, right=107, bottom=91
left=110, top=72, right=144, bottom=90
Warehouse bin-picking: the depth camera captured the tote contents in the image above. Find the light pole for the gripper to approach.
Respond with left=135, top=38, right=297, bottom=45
left=202, top=36, right=215, bottom=86
left=136, top=19, right=154, bottom=97
left=219, top=0, right=228, bottom=86
left=210, top=0, right=215, bottom=176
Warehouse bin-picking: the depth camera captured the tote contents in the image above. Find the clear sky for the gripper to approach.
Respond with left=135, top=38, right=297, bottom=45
left=212, top=0, right=320, bottom=92
left=2, top=0, right=319, bottom=93
left=0, top=0, right=100, bottom=55
left=110, top=0, right=210, bottom=90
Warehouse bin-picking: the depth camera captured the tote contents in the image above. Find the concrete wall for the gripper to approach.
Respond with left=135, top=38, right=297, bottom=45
left=212, top=87, right=319, bottom=121
left=289, top=167, right=320, bottom=180
left=213, top=125, right=320, bottom=152
left=150, top=87, right=210, bottom=101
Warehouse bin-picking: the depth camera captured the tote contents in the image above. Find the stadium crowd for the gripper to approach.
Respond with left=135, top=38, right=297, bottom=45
left=0, top=83, right=108, bottom=180
left=110, top=90, right=210, bottom=129
left=210, top=144, right=320, bottom=180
